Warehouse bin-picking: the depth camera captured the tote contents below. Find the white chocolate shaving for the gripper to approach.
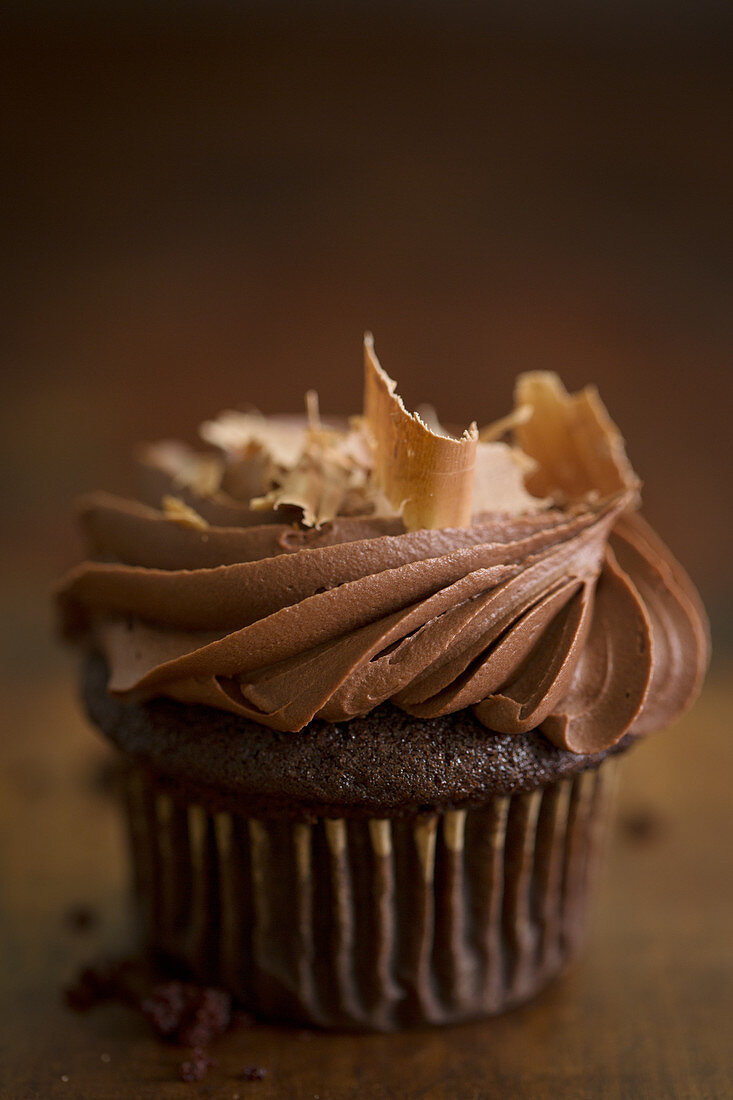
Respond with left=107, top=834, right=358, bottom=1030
left=250, top=455, right=351, bottom=528
left=471, top=442, right=546, bottom=515
left=140, top=442, right=223, bottom=497
left=363, top=334, right=478, bottom=530
left=514, top=372, right=639, bottom=503
left=249, top=416, right=388, bottom=528
left=305, top=389, right=321, bottom=431
left=200, top=410, right=305, bottom=469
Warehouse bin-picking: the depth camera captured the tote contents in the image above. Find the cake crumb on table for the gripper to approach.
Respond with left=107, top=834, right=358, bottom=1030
left=142, top=981, right=232, bottom=1045
left=619, top=807, right=666, bottom=844
left=179, top=1047, right=215, bottom=1083
left=63, top=904, right=98, bottom=933
left=240, top=1064, right=267, bottom=1081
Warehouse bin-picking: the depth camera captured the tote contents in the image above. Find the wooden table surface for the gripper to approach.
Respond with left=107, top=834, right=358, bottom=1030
left=1, top=657, right=731, bottom=1100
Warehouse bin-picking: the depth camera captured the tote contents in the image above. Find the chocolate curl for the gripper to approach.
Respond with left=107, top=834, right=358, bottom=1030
left=363, top=334, right=478, bottom=530
left=250, top=455, right=353, bottom=529
left=471, top=442, right=546, bottom=516
left=514, top=372, right=640, bottom=503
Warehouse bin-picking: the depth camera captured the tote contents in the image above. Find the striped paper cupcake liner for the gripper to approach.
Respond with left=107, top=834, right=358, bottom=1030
left=123, top=761, right=617, bottom=1030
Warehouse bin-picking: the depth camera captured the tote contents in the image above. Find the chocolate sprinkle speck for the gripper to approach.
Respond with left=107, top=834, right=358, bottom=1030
left=180, top=1047, right=215, bottom=1083
left=64, top=904, right=98, bottom=933
left=620, top=808, right=666, bottom=844
left=63, top=957, right=141, bottom=1012
left=240, top=1065, right=267, bottom=1081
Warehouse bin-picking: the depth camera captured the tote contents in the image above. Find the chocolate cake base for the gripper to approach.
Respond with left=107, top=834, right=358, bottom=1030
left=83, top=652, right=630, bottom=819
left=83, top=654, right=624, bottom=1030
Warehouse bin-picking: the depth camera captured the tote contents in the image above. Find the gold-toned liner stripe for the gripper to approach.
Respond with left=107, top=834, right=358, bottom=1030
left=368, top=818, right=398, bottom=1028
left=369, top=818, right=392, bottom=858
left=536, top=779, right=572, bottom=974
left=291, top=822, right=318, bottom=1020
left=507, top=790, right=543, bottom=996
left=214, top=812, right=237, bottom=987
left=155, top=793, right=176, bottom=940
left=324, top=819, right=361, bottom=1020
left=415, top=817, right=438, bottom=884
left=324, top=817, right=347, bottom=856
left=411, top=816, right=439, bottom=1018
left=483, top=795, right=510, bottom=1010
left=247, top=818, right=271, bottom=1009
left=443, top=809, right=467, bottom=852
left=186, top=804, right=209, bottom=963
left=560, top=770, right=597, bottom=950
left=580, top=761, right=619, bottom=908
left=436, top=809, right=472, bottom=1009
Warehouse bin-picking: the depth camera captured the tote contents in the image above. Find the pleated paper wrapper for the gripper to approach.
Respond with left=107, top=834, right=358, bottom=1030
left=123, top=762, right=618, bottom=1030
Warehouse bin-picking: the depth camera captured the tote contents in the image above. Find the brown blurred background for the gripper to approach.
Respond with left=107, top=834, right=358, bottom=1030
left=2, top=4, right=732, bottom=668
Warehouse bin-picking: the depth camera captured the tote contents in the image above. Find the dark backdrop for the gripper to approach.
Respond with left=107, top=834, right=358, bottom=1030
left=2, top=4, right=731, bottom=667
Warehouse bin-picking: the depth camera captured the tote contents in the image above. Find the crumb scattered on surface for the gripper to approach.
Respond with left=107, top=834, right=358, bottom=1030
left=619, top=808, right=666, bottom=844
left=179, top=1047, right=215, bottom=1082
left=64, top=955, right=247, bottom=1083
left=65, top=958, right=233, bottom=1046
left=240, top=1065, right=267, bottom=1081
left=141, top=981, right=232, bottom=1046
left=63, top=957, right=142, bottom=1012
left=64, top=904, right=98, bottom=933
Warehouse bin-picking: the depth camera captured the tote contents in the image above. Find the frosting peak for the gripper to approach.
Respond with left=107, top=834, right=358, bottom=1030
left=57, top=346, right=709, bottom=754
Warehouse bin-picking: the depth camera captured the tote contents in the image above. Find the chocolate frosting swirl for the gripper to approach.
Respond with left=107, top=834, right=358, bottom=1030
left=58, top=461, right=709, bottom=755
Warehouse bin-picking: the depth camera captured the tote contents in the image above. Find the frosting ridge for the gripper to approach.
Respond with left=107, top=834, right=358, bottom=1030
left=57, top=357, right=710, bottom=755
left=58, top=480, right=708, bottom=753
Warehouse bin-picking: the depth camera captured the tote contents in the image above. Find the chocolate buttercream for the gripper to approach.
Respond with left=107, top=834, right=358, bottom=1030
left=58, top=353, right=709, bottom=754
left=58, top=415, right=709, bottom=755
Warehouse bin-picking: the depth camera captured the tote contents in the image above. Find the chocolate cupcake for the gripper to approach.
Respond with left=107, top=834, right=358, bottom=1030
left=57, top=338, right=709, bottom=1030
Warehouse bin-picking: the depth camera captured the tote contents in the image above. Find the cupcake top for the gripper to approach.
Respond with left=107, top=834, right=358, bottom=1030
left=58, top=337, right=709, bottom=756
